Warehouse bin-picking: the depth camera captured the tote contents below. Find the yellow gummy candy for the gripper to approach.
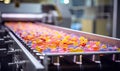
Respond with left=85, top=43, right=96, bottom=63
left=49, top=44, right=57, bottom=49
left=57, top=34, right=62, bottom=38
left=36, top=46, right=42, bottom=53
left=62, top=39, right=68, bottom=43
left=101, top=44, right=107, bottom=49
left=76, top=49, right=84, bottom=52
left=95, top=41, right=100, bottom=46
left=79, top=36, right=85, bottom=40
left=65, top=35, right=70, bottom=39
left=118, top=48, right=120, bottom=51
left=69, top=48, right=75, bottom=52
left=73, top=42, right=78, bottom=46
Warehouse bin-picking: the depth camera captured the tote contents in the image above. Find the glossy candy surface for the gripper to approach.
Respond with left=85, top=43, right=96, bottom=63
left=5, top=22, right=120, bottom=53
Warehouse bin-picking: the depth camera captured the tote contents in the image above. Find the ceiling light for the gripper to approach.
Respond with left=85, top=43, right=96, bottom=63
left=0, top=0, right=3, bottom=1
left=64, top=0, right=69, bottom=4
left=4, top=0, right=11, bottom=4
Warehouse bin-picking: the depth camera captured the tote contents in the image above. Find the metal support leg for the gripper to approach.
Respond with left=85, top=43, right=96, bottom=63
left=43, top=55, right=48, bottom=71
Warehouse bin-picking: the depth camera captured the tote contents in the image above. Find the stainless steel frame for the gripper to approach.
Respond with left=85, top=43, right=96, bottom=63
left=112, top=0, right=118, bottom=37
left=2, top=13, right=47, bottom=22
left=6, top=27, right=44, bottom=71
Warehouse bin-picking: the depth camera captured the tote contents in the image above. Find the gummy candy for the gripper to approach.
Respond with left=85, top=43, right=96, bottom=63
left=5, top=22, right=119, bottom=53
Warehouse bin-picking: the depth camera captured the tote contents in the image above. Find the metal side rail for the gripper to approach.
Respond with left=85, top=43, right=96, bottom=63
left=6, top=27, right=44, bottom=71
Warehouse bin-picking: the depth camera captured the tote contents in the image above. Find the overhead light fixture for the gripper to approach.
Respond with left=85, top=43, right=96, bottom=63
left=0, top=0, right=3, bottom=1
left=4, top=0, right=11, bottom=4
left=64, top=0, right=69, bottom=4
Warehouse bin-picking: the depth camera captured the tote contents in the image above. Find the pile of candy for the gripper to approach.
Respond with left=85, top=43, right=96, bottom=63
left=5, top=22, right=120, bottom=53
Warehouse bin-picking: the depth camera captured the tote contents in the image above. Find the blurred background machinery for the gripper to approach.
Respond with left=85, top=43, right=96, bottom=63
left=0, top=0, right=120, bottom=38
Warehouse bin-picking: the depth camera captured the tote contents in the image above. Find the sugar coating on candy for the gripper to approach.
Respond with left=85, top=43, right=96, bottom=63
left=5, top=22, right=120, bottom=53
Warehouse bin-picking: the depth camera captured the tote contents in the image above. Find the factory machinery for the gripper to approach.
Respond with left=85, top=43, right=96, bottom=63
left=0, top=8, right=120, bottom=71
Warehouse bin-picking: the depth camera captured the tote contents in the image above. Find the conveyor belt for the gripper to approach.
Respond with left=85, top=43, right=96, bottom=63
left=4, top=22, right=120, bottom=71
left=5, top=22, right=120, bottom=55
